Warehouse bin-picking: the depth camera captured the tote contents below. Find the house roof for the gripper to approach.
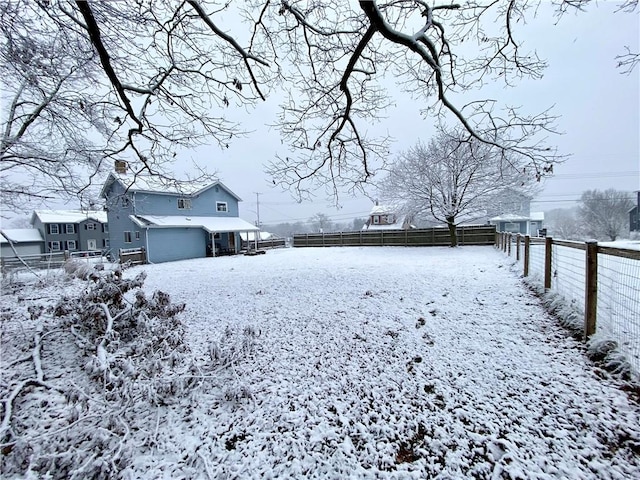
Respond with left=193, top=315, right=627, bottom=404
left=239, top=231, right=274, bottom=241
left=363, top=215, right=411, bottom=231
left=31, top=210, right=107, bottom=225
left=100, top=172, right=242, bottom=201
left=0, top=229, right=44, bottom=244
left=369, top=204, right=400, bottom=215
left=489, top=212, right=544, bottom=222
left=489, top=214, right=530, bottom=222
left=130, top=215, right=259, bottom=233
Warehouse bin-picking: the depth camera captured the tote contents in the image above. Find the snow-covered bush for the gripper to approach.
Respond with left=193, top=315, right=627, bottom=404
left=0, top=266, right=198, bottom=478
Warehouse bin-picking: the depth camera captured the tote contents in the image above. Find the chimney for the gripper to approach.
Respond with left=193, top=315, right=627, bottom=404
left=115, top=160, right=127, bottom=174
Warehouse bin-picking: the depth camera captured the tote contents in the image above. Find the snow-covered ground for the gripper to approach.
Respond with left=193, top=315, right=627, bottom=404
left=2, top=246, right=639, bottom=479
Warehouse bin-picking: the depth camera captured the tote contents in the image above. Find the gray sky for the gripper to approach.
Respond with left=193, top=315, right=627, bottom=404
left=3, top=2, right=638, bottom=228
left=204, top=2, right=639, bottom=226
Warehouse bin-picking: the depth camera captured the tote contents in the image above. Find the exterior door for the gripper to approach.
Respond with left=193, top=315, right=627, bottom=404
left=228, top=232, right=235, bottom=253
left=87, top=239, right=97, bottom=250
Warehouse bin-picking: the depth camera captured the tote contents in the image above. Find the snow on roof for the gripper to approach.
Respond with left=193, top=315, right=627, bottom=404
left=32, top=210, right=107, bottom=224
left=0, top=229, right=44, bottom=244
left=488, top=214, right=531, bottom=222
left=130, top=215, right=259, bottom=233
left=103, top=173, right=241, bottom=200
left=369, top=204, right=400, bottom=215
left=239, top=231, right=273, bottom=241
left=363, top=215, right=410, bottom=231
left=530, top=212, right=545, bottom=221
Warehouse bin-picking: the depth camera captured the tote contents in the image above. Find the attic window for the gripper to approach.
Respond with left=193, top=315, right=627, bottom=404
left=178, top=198, right=192, bottom=209
left=372, top=215, right=380, bottom=225
left=216, top=202, right=228, bottom=212
left=121, top=196, right=130, bottom=208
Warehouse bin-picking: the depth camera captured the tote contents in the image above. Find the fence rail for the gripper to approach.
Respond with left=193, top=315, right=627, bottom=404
left=294, top=225, right=496, bottom=248
left=242, top=237, right=287, bottom=251
left=496, top=232, right=640, bottom=378
left=119, top=247, right=147, bottom=265
left=1, top=252, right=67, bottom=273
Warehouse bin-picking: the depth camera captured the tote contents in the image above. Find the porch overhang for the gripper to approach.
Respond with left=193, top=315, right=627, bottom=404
left=130, top=215, right=259, bottom=233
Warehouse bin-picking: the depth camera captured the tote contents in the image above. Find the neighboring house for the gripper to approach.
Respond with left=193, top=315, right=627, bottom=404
left=31, top=210, right=109, bottom=254
left=489, top=212, right=545, bottom=236
left=630, top=191, right=640, bottom=233
left=0, top=229, right=44, bottom=258
left=100, top=169, right=259, bottom=263
left=487, top=189, right=544, bottom=235
left=362, top=204, right=413, bottom=231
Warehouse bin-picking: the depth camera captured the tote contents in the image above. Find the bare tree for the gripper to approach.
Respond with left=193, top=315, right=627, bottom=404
left=1, top=1, right=636, bottom=211
left=578, top=189, right=634, bottom=241
left=380, top=127, right=535, bottom=246
left=544, top=207, right=585, bottom=240
left=308, top=212, right=333, bottom=233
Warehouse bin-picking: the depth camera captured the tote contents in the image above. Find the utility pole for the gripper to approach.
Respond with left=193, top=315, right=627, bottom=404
left=254, top=192, right=261, bottom=251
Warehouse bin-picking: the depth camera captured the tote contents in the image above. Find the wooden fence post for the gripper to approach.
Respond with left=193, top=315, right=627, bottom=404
left=516, top=234, right=521, bottom=261
left=503, top=232, right=508, bottom=253
left=544, top=236, right=552, bottom=290
left=523, top=235, right=530, bottom=277
left=507, top=233, right=512, bottom=256
left=584, top=241, right=598, bottom=339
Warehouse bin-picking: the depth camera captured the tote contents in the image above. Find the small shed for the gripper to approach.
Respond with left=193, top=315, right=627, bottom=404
left=0, top=229, right=45, bottom=258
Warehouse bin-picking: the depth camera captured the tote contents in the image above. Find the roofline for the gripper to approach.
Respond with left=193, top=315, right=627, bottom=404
left=100, top=173, right=242, bottom=201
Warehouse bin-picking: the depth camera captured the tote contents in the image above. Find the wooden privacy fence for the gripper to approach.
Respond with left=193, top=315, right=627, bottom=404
left=294, top=225, right=496, bottom=248
left=119, top=247, right=147, bottom=265
left=1, top=252, right=67, bottom=274
left=496, top=231, right=640, bottom=377
left=242, top=237, right=286, bottom=251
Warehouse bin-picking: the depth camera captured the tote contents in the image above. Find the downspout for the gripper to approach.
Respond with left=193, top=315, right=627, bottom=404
left=145, top=226, right=151, bottom=263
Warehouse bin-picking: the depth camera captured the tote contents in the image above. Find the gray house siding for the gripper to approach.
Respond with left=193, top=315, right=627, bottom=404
left=103, top=176, right=242, bottom=261
left=147, top=228, right=208, bottom=263
left=496, top=220, right=528, bottom=234
left=32, top=214, right=108, bottom=253
left=130, top=185, right=239, bottom=217
left=0, top=242, right=42, bottom=258
left=104, top=181, right=144, bottom=256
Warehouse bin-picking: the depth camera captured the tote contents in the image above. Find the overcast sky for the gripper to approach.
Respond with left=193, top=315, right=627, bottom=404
left=201, top=1, right=638, bottom=226
left=3, top=2, right=638, bottom=229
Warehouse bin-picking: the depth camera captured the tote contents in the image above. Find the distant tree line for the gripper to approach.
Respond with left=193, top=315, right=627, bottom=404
left=545, top=189, right=634, bottom=241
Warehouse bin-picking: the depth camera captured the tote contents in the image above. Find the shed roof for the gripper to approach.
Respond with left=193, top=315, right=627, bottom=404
left=130, top=215, right=259, bottom=233
left=31, top=210, right=107, bottom=224
left=0, top=229, right=44, bottom=244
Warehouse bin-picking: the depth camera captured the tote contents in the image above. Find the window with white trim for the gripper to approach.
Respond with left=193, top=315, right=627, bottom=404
left=103, top=223, right=109, bottom=233
left=135, top=231, right=141, bottom=240
left=49, top=224, right=59, bottom=235
left=66, top=240, right=77, bottom=250
left=121, top=196, right=130, bottom=207
left=216, top=201, right=228, bottom=212
left=86, top=223, right=96, bottom=230
left=103, top=239, right=110, bottom=248
left=49, top=241, right=60, bottom=251
left=124, top=231, right=132, bottom=243
left=504, top=222, right=520, bottom=233
left=372, top=215, right=380, bottom=225
left=178, top=198, right=192, bottom=209
left=65, top=224, right=75, bottom=234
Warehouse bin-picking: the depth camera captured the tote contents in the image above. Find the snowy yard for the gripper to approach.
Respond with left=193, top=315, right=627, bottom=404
left=1, top=246, right=639, bottom=479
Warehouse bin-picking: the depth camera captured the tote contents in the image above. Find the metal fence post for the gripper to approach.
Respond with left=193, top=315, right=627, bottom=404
left=584, top=241, right=598, bottom=339
left=523, top=235, right=530, bottom=277
left=544, top=236, right=553, bottom=290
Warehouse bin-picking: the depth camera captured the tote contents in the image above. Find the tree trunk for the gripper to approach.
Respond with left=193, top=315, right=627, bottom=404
left=446, top=216, right=458, bottom=247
